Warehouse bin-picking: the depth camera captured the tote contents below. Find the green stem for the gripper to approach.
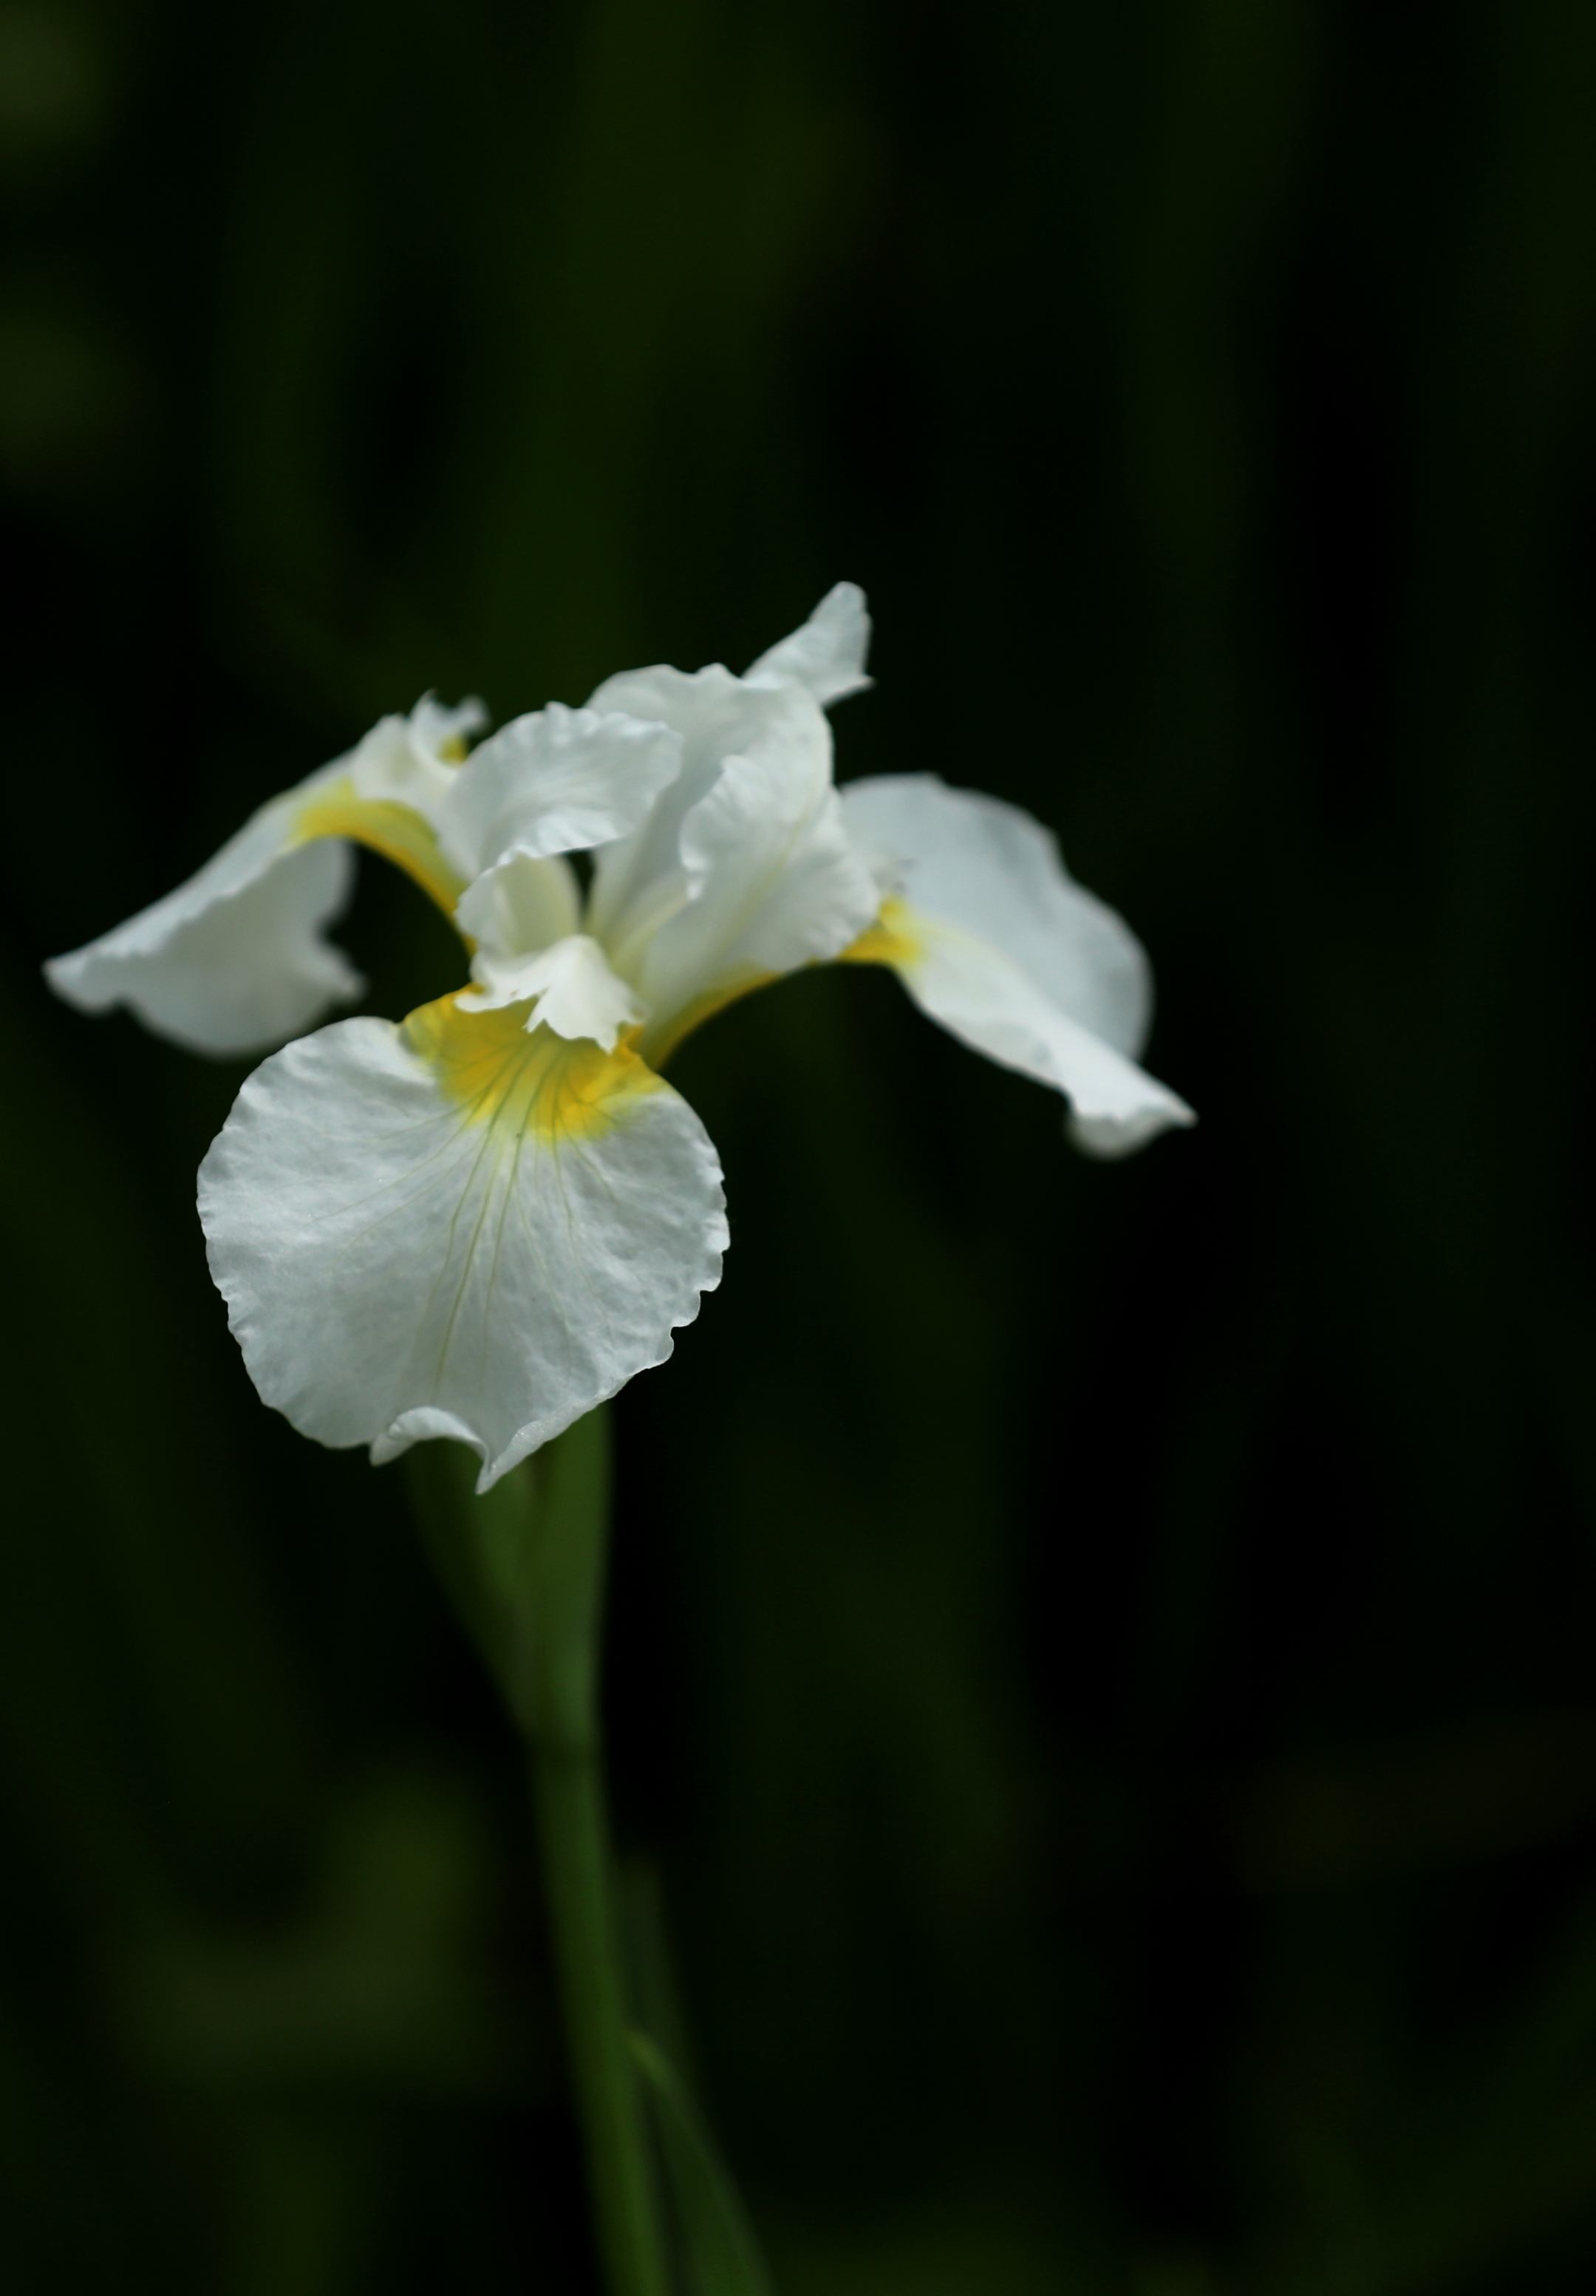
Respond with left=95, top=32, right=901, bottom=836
left=406, top=1413, right=669, bottom=2296
left=533, top=1743, right=668, bottom=2296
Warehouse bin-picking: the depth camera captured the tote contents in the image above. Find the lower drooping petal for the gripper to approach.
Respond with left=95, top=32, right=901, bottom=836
left=47, top=798, right=363, bottom=1056
left=839, top=774, right=1194, bottom=1156
left=46, top=701, right=480, bottom=1057
left=197, top=996, right=728, bottom=1490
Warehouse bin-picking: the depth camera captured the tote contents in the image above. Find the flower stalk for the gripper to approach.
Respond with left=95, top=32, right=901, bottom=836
left=407, top=1411, right=669, bottom=2296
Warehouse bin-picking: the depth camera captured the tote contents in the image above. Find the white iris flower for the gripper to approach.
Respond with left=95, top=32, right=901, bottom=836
left=48, top=585, right=1193, bottom=1490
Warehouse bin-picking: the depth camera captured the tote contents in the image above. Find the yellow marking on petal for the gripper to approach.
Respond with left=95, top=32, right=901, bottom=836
left=839, top=896, right=922, bottom=970
left=636, top=969, right=775, bottom=1071
left=638, top=910, right=921, bottom=1070
left=403, top=992, right=665, bottom=1144
left=290, top=777, right=467, bottom=922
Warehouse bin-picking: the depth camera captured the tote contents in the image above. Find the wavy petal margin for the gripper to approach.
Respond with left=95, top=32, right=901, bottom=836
left=198, top=995, right=728, bottom=1488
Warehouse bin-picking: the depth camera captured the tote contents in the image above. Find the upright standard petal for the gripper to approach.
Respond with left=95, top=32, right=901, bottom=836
left=582, top=589, right=872, bottom=985
left=437, top=703, right=683, bottom=885
left=350, top=695, right=488, bottom=824
left=582, top=673, right=876, bottom=1061
left=635, top=732, right=879, bottom=1065
left=454, top=851, right=583, bottom=964
left=839, top=775, right=1194, bottom=1156
left=198, top=995, right=729, bottom=1491
left=45, top=698, right=483, bottom=1057
left=744, top=582, right=873, bottom=706
left=583, top=667, right=798, bottom=961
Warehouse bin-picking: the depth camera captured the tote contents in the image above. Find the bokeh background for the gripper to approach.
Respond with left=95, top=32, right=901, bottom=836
left=4, top=0, right=1596, bottom=2287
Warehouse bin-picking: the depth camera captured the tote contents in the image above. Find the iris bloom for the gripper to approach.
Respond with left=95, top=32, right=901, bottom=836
left=48, top=586, right=1193, bottom=1489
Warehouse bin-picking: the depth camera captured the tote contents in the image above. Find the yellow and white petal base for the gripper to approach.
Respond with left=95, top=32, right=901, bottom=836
left=839, top=774, right=1194, bottom=1156
left=46, top=700, right=481, bottom=1057
left=197, top=994, right=728, bottom=1491
left=460, top=934, right=647, bottom=1052
left=46, top=780, right=364, bottom=1056
left=349, top=696, right=487, bottom=823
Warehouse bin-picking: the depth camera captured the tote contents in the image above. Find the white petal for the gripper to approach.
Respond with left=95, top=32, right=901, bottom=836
left=437, top=703, right=682, bottom=885
left=841, top=774, right=1152, bottom=1054
left=44, top=721, right=477, bottom=1055
left=346, top=694, right=488, bottom=825
left=839, top=774, right=1193, bottom=1157
left=584, top=667, right=797, bottom=956
left=744, top=582, right=873, bottom=706
left=454, top=850, right=582, bottom=960
left=198, top=997, right=728, bottom=1491
left=584, top=674, right=876, bottom=1050
left=459, top=934, right=647, bottom=1052
left=45, top=775, right=362, bottom=1056
left=409, top=692, right=488, bottom=761
left=635, top=757, right=878, bottom=1064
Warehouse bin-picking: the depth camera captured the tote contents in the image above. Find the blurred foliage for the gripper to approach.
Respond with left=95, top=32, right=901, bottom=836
left=3, top=0, right=1596, bottom=2287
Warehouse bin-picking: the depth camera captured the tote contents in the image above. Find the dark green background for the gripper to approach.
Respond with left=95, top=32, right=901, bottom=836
left=4, top=0, right=1596, bottom=2287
